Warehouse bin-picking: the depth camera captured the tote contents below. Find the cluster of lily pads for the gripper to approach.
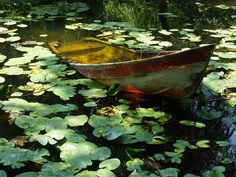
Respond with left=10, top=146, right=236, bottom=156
left=65, top=21, right=202, bottom=50
left=0, top=1, right=235, bottom=177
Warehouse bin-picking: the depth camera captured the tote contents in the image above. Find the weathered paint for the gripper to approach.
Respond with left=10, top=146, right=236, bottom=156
left=49, top=39, right=215, bottom=99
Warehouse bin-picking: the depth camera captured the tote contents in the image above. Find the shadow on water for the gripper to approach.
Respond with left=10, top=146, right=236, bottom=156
left=0, top=0, right=235, bottom=176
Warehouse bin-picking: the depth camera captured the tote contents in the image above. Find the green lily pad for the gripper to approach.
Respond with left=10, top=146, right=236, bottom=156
left=196, top=140, right=210, bottom=148
left=179, top=120, right=206, bottom=128
left=78, top=88, right=107, bottom=98
left=65, top=115, right=88, bottom=127
left=84, top=101, right=97, bottom=107
left=0, top=170, right=7, bottom=177
left=99, top=158, right=120, bottom=170
left=48, top=84, right=76, bottom=100
left=15, top=172, right=38, bottom=177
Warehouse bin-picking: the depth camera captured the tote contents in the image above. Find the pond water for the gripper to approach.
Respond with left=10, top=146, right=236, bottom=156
left=0, top=0, right=235, bottom=176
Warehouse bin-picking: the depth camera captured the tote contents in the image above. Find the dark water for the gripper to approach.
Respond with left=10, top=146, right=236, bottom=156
left=0, top=0, right=236, bottom=176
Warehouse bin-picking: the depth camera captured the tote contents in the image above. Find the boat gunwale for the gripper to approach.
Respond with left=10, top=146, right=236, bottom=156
left=59, top=44, right=215, bottom=67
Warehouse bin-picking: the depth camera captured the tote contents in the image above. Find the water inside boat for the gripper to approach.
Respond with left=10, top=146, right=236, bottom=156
left=49, top=38, right=140, bottom=64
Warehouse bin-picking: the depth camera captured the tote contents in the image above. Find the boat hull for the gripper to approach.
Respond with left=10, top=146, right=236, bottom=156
left=69, top=45, right=214, bottom=99
left=49, top=39, right=215, bottom=99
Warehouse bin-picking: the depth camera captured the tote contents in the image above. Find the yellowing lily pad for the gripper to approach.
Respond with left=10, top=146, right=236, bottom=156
left=0, top=76, right=5, bottom=83
left=6, top=36, right=21, bottom=42
left=0, top=54, right=7, bottom=63
left=4, top=20, right=17, bottom=26
left=40, top=34, right=48, bottom=37
left=17, top=24, right=28, bottom=28
left=0, top=37, right=6, bottom=43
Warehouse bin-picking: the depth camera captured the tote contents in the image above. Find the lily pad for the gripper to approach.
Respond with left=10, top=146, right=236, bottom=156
left=78, top=88, right=107, bottom=98
left=6, top=36, right=21, bottom=42
left=0, top=76, right=5, bottom=83
left=65, top=115, right=88, bottom=127
left=99, top=158, right=120, bottom=170
left=0, top=37, right=6, bottom=43
left=17, top=24, right=28, bottom=28
left=4, top=56, right=34, bottom=66
left=0, top=54, right=7, bottom=63
left=0, top=67, right=28, bottom=75
left=4, top=20, right=17, bottom=26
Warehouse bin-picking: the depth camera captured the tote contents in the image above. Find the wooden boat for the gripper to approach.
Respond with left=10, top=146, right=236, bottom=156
left=49, top=38, right=215, bottom=99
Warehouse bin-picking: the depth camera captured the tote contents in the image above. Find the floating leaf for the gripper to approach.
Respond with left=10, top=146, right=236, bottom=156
left=65, top=115, right=88, bottom=127
left=216, top=140, right=229, bottom=147
left=79, top=88, right=107, bottom=98
left=4, top=20, right=17, bottom=26
left=65, top=24, right=79, bottom=30
left=84, top=101, right=97, bottom=107
left=214, top=52, right=236, bottom=59
left=0, top=138, right=49, bottom=169
left=92, top=147, right=111, bottom=161
left=215, top=4, right=230, bottom=10
left=0, top=54, right=7, bottom=63
left=0, top=170, right=7, bottom=177
left=48, top=84, right=76, bottom=100
left=179, top=120, right=206, bottom=128
left=126, top=158, right=144, bottom=171
left=4, top=56, right=34, bottom=66
left=0, top=76, right=5, bottom=83
left=17, top=24, right=28, bottom=28
left=154, top=153, right=165, bottom=161
left=158, top=41, right=172, bottom=47
left=99, top=158, right=120, bottom=170
left=158, top=168, right=179, bottom=177
left=6, top=36, right=21, bottom=42
left=16, top=172, right=39, bottom=177
left=40, top=34, right=48, bottom=37
left=0, top=37, right=6, bottom=43
left=11, top=92, right=23, bottom=97
left=0, top=67, right=28, bottom=75
left=196, top=140, right=210, bottom=148
left=0, top=27, right=8, bottom=33
left=159, top=29, right=172, bottom=36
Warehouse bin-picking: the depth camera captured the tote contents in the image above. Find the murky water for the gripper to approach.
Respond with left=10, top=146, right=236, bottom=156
left=0, top=0, right=236, bottom=176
